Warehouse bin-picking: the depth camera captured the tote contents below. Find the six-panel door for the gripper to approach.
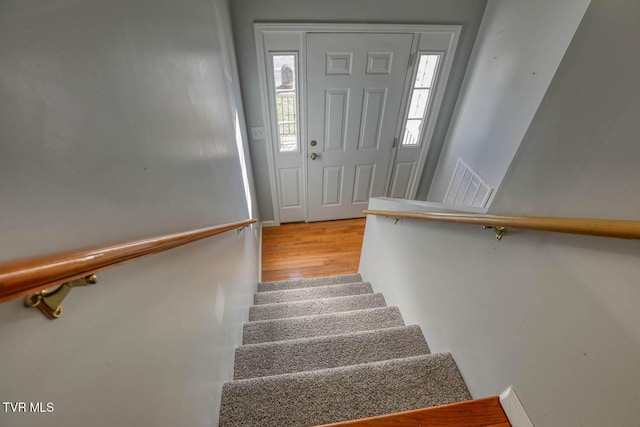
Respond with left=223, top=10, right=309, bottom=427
left=305, top=33, right=413, bottom=221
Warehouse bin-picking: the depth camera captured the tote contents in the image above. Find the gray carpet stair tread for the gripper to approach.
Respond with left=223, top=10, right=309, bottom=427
left=220, top=353, right=471, bottom=427
left=249, top=293, right=386, bottom=321
left=234, top=325, right=430, bottom=379
left=254, top=282, right=373, bottom=305
left=257, top=273, right=362, bottom=292
left=242, top=306, right=404, bottom=345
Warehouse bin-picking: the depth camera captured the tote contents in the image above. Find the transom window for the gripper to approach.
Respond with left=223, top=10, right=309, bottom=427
left=401, top=53, right=440, bottom=147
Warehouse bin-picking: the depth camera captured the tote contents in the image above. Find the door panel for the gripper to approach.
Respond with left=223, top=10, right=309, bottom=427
left=306, top=33, right=413, bottom=221
left=366, top=52, right=394, bottom=74
left=325, top=89, right=350, bottom=151
left=279, top=168, right=302, bottom=208
left=322, top=166, right=344, bottom=206
left=352, top=164, right=376, bottom=204
left=358, top=88, right=387, bottom=150
left=326, top=53, right=353, bottom=74
left=389, top=161, right=416, bottom=199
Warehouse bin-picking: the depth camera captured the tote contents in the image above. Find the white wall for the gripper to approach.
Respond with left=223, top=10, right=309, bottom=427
left=491, top=0, right=640, bottom=219
left=428, top=0, right=590, bottom=205
left=229, top=0, right=488, bottom=220
left=360, top=1, right=640, bottom=425
left=360, top=198, right=640, bottom=426
left=0, top=0, right=258, bottom=425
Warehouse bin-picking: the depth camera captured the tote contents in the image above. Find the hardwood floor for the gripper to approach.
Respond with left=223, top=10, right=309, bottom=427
left=317, top=397, right=511, bottom=427
left=261, top=218, right=366, bottom=282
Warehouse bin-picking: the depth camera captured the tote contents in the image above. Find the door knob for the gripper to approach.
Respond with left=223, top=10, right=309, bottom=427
left=309, top=152, right=318, bottom=160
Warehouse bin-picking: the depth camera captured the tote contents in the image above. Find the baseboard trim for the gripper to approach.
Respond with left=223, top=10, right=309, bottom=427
left=499, top=386, right=534, bottom=427
left=258, top=223, right=264, bottom=283
left=261, top=220, right=277, bottom=228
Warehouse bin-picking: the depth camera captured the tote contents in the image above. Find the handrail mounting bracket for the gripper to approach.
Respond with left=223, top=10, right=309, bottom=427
left=483, top=225, right=506, bottom=240
left=24, top=274, right=98, bottom=320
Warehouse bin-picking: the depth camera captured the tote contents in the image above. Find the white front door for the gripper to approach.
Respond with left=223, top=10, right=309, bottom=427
left=255, top=24, right=462, bottom=225
left=305, top=33, right=413, bottom=221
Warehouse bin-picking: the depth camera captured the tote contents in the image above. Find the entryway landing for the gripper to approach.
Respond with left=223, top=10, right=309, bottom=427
left=261, top=219, right=365, bottom=282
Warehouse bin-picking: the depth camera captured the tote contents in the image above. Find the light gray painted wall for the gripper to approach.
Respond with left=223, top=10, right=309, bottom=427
left=360, top=198, right=640, bottom=426
left=360, top=1, right=640, bottom=425
left=491, top=0, right=640, bottom=219
left=0, top=0, right=258, bottom=425
left=229, top=0, right=487, bottom=220
left=427, top=0, right=591, bottom=205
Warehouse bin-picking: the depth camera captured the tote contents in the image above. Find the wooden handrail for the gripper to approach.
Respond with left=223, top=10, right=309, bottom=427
left=363, top=209, right=640, bottom=240
left=0, top=219, right=256, bottom=303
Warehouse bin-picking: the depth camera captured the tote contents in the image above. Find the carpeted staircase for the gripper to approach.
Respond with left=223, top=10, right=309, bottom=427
left=219, top=273, right=471, bottom=426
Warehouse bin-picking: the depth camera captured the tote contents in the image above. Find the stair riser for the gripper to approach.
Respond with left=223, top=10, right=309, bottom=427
left=249, top=293, right=386, bottom=321
left=254, top=282, right=373, bottom=305
left=258, top=273, right=363, bottom=292
left=242, top=306, right=404, bottom=345
left=234, top=325, right=430, bottom=379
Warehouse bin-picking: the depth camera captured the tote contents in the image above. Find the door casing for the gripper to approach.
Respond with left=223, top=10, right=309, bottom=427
left=254, top=23, right=461, bottom=225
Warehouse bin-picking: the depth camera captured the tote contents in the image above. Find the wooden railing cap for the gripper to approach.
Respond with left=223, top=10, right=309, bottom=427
left=0, top=219, right=256, bottom=304
left=363, top=209, right=640, bottom=240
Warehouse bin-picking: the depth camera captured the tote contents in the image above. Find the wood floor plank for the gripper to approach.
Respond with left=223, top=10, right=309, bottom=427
left=261, top=219, right=366, bottom=282
left=316, top=397, right=511, bottom=427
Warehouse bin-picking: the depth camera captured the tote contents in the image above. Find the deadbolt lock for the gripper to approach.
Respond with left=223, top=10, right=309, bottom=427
left=310, top=140, right=317, bottom=146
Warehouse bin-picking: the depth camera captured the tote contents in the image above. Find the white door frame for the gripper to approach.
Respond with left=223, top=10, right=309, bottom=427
left=254, top=23, right=461, bottom=225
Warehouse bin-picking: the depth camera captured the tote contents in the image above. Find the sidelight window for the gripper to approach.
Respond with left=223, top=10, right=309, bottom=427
left=401, top=53, right=440, bottom=147
left=271, top=54, right=299, bottom=152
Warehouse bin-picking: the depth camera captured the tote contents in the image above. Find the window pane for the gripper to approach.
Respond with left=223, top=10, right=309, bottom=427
left=407, top=88, right=430, bottom=119
left=402, top=119, right=422, bottom=146
left=414, top=54, right=439, bottom=88
left=273, top=55, right=298, bottom=152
